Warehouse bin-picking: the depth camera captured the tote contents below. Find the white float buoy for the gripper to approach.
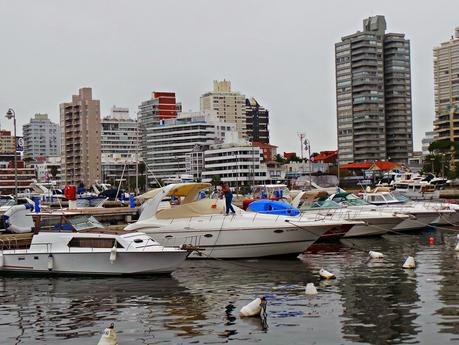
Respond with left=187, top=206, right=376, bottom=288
left=455, top=242, right=459, bottom=252
left=402, top=256, right=416, bottom=269
left=369, top=251, right=384, bottom=259
left=305, top=283, right=318, bottom=295
left=110, top=246, right=117, bottom=264
left=457, top=234, right=459, bottom=240
left=47, top=254, right=53, bottom=271
left=239, top=297, right=266, bottom=317
left=97, top=323, right=118, bottom=345
left=319, top=268, right=336, bottom=280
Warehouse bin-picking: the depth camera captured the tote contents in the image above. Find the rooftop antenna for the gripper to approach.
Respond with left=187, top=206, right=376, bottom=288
left=297, top=132, right=305, bottom=160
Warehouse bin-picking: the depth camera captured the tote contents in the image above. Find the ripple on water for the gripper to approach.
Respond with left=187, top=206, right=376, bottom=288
left=0, top=230, right=458, bottom=344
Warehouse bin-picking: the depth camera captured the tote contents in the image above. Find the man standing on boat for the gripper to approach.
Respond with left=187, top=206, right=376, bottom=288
left=221, top=183, right=236, bottom=215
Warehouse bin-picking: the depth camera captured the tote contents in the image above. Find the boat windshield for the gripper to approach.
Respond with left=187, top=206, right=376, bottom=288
left=382, top=193, right=398, bottom=202
left=332, top=193, right=369, bottom=206
left=68, top=216, right=104, bottom=231
left=0, top=199, right=15, bottom=207
left=310, top=200, right=341, bottom=209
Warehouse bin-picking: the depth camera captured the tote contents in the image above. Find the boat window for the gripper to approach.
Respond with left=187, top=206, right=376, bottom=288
left=68, top=216, right=105, bottom=231
left=383, top=193, right=398, bottom=202
left=68, top=238, right=124, bottom=248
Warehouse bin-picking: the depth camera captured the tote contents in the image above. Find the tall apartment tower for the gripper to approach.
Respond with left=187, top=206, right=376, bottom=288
left=335, top=15, right=413, bottom=164
left=433, top=28, right=459, bottom=155
left=60, top=87, right=101, bottom=186
left=245, top=98, right=270, bottom=144
left=23, top=113, right=60, bottom=160
left=200, top=80, right=247, bottom=139
left=138, top=92, right=181, bottom=171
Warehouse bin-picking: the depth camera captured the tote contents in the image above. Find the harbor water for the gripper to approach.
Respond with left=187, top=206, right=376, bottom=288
left=0, top=228, right=458, bottom=344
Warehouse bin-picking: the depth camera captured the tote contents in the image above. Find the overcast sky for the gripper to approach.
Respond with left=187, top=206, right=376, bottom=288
left=0, top=0, right=458, bottom=153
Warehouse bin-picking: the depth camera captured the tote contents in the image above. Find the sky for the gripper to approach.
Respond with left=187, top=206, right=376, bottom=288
left=0, top=0, right=458, bottom=154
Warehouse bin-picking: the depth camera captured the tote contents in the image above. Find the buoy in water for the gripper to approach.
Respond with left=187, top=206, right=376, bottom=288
left=428, top=236, right=436, bottom=245
left=305, top=283, right=318, bottom=295
left=369, top=251, right=384, bottom=259
left=97, top=323, right=118, bottom=345
left=110, top=246, right=117, bottom=264
left=319, top=268, right=336, bottom=280
left=455, top=242, right=459, bottom=252
left=239, top=297, right=266, bottom=317
left=402, top=256, right=416, bottom=269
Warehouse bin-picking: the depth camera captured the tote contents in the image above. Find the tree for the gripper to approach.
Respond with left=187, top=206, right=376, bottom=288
left=210, top=175, right=221, bottom=187
left=49, top=165, right=59, bottom=179
left=274, top=154, right=285, bottom=164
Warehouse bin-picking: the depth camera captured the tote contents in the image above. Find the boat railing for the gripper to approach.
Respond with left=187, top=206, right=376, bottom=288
left=2, top=242, right=53, bottom=255
left=163, top=234, right=202, bottom=248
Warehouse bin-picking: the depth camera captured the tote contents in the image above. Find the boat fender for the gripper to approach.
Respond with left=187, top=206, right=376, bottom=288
left=3, top=203, right=34, bottom=233
left=97, top=323, right=118, bottom=345
left=110, top=245, right=117, bottom=264
left=402, top=256, right=415, bottom=269
left=47, top=254, right=53, bottom=271
left=0, top=253, right=3, bottom=268
left=305, top=283, right=318, bottom=295
left=369, top=251, right=384, bottom=259
left=319, top=268, right=336, bottom=280
left=455, top=242, right=459, bottom=252
left=239, top=297, right=266, bottom=317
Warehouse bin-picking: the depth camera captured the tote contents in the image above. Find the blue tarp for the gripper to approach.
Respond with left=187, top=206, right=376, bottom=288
left=248, top=200, right=300, bottom=216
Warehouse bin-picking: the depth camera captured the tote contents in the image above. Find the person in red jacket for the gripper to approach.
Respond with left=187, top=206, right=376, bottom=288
left=221, top=183, right=236, bottom=215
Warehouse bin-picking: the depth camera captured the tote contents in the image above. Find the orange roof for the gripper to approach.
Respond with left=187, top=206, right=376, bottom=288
left=253, top=141, right=277, bottom=149
left=372, top=161, right=400, bottom=170
left=340, top=162, right=372, bottom=169
left=313, top=150, right=337, bottom=162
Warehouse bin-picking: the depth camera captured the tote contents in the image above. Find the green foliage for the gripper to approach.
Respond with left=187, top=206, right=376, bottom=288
left=210, top=175, right=221, bottom=187
left=274, top=154, right=285, bottom=163
left=49, top=165, right=59, bottom=178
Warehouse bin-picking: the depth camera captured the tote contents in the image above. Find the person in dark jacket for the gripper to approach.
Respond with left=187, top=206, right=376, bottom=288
left=221, top=183, right=236, bottom=215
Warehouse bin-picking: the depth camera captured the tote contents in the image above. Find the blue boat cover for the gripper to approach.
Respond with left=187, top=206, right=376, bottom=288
left=247, top=200, right=300, bottom=216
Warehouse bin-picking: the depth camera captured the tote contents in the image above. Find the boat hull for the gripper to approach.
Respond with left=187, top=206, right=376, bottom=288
left=145, top=223, right=334, bottom=259
left=344, top=216, right=403, bottom=238
left=392, top=213, right=438, bottom=231
left=0, top=251, right=188, bottom=275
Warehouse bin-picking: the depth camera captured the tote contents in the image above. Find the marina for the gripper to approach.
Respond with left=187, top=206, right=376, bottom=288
left=2, top=2, right=459, bottom=343
left=0, top=229, right=457, bottom=344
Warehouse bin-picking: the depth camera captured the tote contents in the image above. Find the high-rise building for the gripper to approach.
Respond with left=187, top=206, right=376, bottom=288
left=245, top=98, right=270, bottom=143
left=23, top=113, right=60, bottom=160
left=200, top=80, right=247, bottom=139
left=100, top=106, right=140, bottom=184
left=0, top=130, right=15, bottom=154
left=60, top=87, right=101, bottom=186
left=335, top=15, right=413, bottom=164
left=146, top=111, right=238, bottom=182
left=433, top=27, right=459, bottom=161
left=138, top=92, right=181, bottom=170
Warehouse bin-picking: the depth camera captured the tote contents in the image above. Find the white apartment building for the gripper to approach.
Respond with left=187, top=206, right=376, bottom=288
left=422, top=131, right=438, bottom=156
left=100, top=106, right=140, bottom=183
left=200, top=80, right=247, bottom=139
left=147, top=112, right=238, bottom=182
left=23, top=113, right=60, bottom=160
left=202, top=143, right=272, bottom=187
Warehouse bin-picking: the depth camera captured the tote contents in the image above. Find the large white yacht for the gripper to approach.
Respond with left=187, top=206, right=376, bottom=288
left=291, top=191, right=408, bottom=237
left=0, top=212, right=188, bottom=275
left=126, top=183, right=360, bottom=259
left=328, top=192, right=455, bottom=231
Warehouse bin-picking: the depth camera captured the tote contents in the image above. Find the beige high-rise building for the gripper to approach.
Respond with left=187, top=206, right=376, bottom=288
left=433, top=28, right=459, bottom=159
left=60, top=87, right=101, bottom=186
left=0, top=130, right=15, bottom=154
left=200, top=80, right=247, bottom=139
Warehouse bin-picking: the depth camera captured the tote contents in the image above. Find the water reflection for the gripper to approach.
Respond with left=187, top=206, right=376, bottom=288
left=338, top=235, right=421, bottom=344
left=0, top=230, right=458, bottom=344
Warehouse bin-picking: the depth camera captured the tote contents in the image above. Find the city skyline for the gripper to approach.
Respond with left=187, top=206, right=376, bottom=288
left=1, top=0, right=458, bottom=153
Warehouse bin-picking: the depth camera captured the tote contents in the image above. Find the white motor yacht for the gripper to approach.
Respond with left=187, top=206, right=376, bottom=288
left=0, top=212, right=188, bottom=275
left=329, top=192, right=455, bottom=231
left=126, top=183, right=360, bottom=259
left=362, top=190, right=459, bottom=226
left=291, top=191, right=408, bottom=238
